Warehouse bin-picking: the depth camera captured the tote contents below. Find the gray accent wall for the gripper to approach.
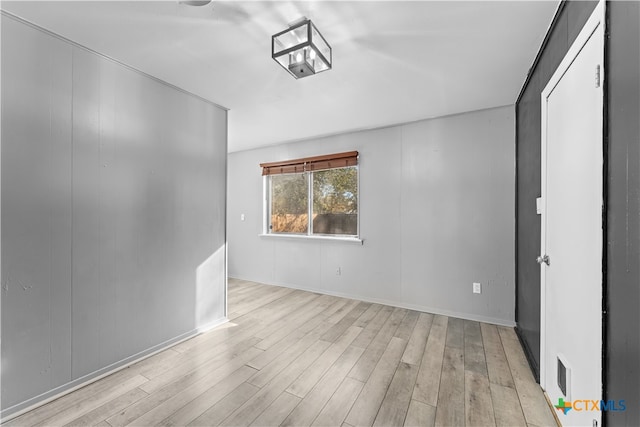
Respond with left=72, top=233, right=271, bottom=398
left=228, top=106, right=515, bottom=326
left=606, top=2, right=640, bottom=424
left=515, top=0, right=597, bottom=380
left=1, top=15, right=227, bottom=418
left=516, top=1, right=640, bottom=423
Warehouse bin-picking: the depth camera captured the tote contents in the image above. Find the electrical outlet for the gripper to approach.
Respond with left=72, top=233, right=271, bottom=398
left=240, top=214, right=245, bottom=221
left=473, top=282, right=481, bottom=294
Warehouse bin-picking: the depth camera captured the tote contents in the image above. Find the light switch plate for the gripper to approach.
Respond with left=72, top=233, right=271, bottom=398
left=536, top=197, right=543, bottom=215
left=473, top=282, right=481, bottom=294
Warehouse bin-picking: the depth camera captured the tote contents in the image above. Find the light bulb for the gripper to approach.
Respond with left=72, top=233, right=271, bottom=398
left=296, top=52, right=302, bottom=62
left=309, top=49, right=316, bottom=60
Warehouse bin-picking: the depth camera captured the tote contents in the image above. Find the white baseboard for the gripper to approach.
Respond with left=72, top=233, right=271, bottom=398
left=230, top=276, right=516, bottom=328
left=0, top=316, right=228, bottom=423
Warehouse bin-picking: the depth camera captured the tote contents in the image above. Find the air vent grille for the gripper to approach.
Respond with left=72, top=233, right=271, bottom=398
left=558, top=357, right=567, bottom=396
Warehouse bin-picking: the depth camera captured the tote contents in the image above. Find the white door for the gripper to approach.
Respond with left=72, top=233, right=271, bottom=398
left=540, top=2, right=604, bottom=427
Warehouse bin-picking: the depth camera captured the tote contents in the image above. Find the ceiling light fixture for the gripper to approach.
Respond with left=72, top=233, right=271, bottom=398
left=272, top=18, right=332, bottom=79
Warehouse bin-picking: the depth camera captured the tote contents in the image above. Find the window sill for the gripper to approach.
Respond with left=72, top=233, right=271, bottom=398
left=259, top=233, right=364, bottom=245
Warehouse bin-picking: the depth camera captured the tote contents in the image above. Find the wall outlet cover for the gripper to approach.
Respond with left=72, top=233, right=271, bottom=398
left=473, top=282, right=481, bottom=294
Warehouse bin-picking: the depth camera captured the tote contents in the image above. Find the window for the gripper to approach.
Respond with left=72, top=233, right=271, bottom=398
left=270, top=173, right=309, bottom=233
left=261, top=151, right=359, bottom=238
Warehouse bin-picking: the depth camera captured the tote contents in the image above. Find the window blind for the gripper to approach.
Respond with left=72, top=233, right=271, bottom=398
left=260, top=151, right=358, bottom=176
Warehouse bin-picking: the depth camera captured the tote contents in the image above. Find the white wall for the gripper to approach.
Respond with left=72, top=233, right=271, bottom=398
left=228, top=105, right=515, bottom=326
left=1, top=15, right=227, bottom=418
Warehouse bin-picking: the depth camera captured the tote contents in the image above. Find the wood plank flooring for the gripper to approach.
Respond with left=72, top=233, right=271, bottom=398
left=6, top=279, right=558, bottom=427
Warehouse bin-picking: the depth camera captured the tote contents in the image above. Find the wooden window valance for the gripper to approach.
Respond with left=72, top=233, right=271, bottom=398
left=260, top=151, right=358, bottom=176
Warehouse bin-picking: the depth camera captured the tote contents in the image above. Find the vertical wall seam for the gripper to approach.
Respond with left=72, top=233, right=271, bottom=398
left=0, top=13, right=3, bottom=412
left=48, top=38, right=53, bottom=384
left=70, top=47, right=74, bottom=380
left=514, top=103, right=519, bottom=325
left=224, top=109, right=228, bottom=318
left=398, top=125, right=403, bottom=301
left=98, top=57, right=103, bottom=364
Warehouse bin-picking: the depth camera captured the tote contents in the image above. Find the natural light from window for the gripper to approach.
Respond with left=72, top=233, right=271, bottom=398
left=261, top=151, right=360, bottom=240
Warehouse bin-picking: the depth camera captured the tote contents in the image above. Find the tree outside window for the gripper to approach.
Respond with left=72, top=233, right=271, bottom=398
left=269, top=166, right=358, bottom=236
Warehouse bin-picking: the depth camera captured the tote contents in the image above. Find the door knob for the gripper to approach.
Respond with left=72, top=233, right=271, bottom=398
left=536, top=254, right=550, bottom=265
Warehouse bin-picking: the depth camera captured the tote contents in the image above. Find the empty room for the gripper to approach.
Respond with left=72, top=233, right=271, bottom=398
left=1, top=1, right=638, bottom=426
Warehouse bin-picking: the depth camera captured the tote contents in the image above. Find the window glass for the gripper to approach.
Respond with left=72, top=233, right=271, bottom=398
left=312, top=167, right=358, bottom=236
left=270, top=173, right=308, bottom=233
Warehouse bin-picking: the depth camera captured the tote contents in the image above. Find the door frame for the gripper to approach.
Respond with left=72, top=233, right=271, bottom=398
left=539, top=0, right=605, bottom=393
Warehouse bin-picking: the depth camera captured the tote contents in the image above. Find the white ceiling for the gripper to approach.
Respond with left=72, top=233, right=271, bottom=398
left=2, top=1, right=558, bottom=152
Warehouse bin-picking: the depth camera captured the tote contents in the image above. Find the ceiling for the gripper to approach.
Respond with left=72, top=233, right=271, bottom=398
left=2, top=1, right=558, bottom=152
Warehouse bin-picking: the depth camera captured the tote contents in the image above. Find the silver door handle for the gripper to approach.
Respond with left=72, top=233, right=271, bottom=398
left=536, top=255, right=550, bottom=265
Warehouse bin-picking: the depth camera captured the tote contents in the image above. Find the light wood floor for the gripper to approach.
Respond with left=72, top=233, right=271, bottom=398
left=6, top=279, right=558, bottom=427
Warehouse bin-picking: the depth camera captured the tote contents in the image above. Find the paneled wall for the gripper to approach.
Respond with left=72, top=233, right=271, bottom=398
left=515, top=0, right=597, bottom=380
left=228, top=106, right=515, bottom=326
left=606, top=2, right=640, bottom=424
left=1, top=15, right=227, bottom=418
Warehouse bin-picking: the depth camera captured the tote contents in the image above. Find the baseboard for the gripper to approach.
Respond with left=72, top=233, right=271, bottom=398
left=516, top=325, right=540, bottom=383
left=543, top=390, right=562, bottom=427
left=230, top=276, right=516, bottom=328
left=0, top=316, right=228, bottom=423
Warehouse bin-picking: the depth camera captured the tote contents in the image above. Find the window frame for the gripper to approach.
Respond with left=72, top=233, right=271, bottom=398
left=261, top=165, right=362, bottom=243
